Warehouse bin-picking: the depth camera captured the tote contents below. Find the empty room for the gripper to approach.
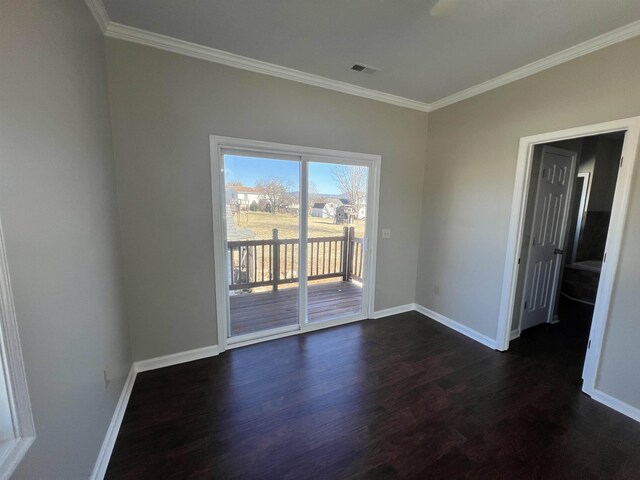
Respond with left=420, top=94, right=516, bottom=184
left=2, top=0, right=640, bottom=478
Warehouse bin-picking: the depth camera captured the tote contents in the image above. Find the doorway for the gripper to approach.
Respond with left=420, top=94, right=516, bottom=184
left=496, top=117, right=640, bottom=398
left=516, top=133, right=625, bottom=339
left=210, top=136, right=380, bottom=350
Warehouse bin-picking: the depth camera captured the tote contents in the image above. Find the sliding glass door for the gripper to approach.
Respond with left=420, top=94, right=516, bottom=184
left=306, top=161, right=368, bottom=323
left=222, top=153, right=301, bottom=339
left=214, top=140, right=377, bottom=346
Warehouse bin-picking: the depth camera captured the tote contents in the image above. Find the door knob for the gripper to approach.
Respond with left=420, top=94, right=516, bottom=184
left=554, top=248, right=564, bottom=255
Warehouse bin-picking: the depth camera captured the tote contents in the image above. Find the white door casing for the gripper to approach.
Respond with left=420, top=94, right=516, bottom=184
left=495, top=117, right=640, bottom=410
left=0, top=212, right=36, bottom=476
left=520, top=146, right=576, bottom=331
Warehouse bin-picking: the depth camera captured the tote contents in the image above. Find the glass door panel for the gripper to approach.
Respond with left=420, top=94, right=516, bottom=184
left=222, top=153, right=301, bottom=339
left=306, top=162, right=368, bottom=323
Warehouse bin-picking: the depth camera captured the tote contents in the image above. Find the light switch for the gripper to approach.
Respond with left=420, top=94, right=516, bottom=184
left=382, top=228, right=391, bottom=239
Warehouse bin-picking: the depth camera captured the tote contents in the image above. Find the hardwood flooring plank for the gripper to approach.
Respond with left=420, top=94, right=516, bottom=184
left=106, top=309, right=640, bottom=479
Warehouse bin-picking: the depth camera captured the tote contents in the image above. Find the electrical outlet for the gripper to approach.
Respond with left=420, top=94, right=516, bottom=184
left=103, top=363, right=129, bottom=389
left=381, top=228, right=391, bottom=239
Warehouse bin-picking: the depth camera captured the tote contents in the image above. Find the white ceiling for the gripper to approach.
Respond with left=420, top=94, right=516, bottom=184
left=102, top=0, right=640, bottom=104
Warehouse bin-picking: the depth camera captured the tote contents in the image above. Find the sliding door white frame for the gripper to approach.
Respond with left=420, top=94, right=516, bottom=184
left=210, top=135, right=381, bottom=352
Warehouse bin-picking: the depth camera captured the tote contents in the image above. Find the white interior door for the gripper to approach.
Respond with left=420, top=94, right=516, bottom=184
left=521, top=146, right=577, bottom=331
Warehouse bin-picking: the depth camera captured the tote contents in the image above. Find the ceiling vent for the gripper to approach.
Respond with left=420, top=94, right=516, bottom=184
left=350, top=64, right=378, bottom=75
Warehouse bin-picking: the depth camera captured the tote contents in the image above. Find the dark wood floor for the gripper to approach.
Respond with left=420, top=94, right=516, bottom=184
left=106, top=310, right=640, bottom=479
left=229, top=280, right=362, bottom=336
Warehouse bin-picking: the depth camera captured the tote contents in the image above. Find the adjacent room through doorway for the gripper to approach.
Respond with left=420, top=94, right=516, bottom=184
left=510, top=130, right=626, bottom=375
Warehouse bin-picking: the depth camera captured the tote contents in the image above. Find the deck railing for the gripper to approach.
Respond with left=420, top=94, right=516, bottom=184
left=227, top=226, right=364, bottom=290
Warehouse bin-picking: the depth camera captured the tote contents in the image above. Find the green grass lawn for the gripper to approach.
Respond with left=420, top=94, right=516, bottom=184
left=232, top=211, right=366, bottom=239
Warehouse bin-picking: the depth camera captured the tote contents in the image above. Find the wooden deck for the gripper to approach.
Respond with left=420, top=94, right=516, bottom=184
left=229, top=280, right=362, bottom=337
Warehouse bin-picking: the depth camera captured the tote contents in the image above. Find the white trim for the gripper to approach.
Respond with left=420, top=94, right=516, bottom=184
left=90, top=366, right=136, bottom=480
left=87, top=316, right=640, bottom=480
left=0, top=211, right=36, bottom=478
left=210, top=136, right=381, bottom=352
left=87, top=2, right=640, bottom=113
left=84, top=0, right=110, bottom=33
left=0, top=228, right=35, bottom=439
left=226, top=314, right=367, bottom=350
left=91, top=346, right=221, bottom=479
left=428, top=20, right=640, bottom=111
left=227, top=325, right=300, bottom=347
left=495, top=117, right=640, bottom=401
left=104, top=23, right=430, bottom=112
left=364, top=155, right=381, bottom=321
left=414, top=304, right=498, bottom=350
left=587, top=388, right=640, bottom=423
left=371, top=303, right=416, bottom=319
left=228, top=301, right=419, bottom=350
left=0, top=437, right=34, bottom=480
left=211, top=143, right=229, bottom=351
left=133, top=345, right=220, bottom=373
left=299, top=161, right=309, bottom=325
left=510, top=329, right=521, bottom=341
left=581, top=121, right=640, bottom=391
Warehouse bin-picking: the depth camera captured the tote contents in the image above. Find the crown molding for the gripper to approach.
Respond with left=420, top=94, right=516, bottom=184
left=84, top=0, right=109, bottom=33
left=86, top=0, right=640, bottom=113
left=104, top=22, right=431, bottom=112
left=429, top=19, right=640, bottom=111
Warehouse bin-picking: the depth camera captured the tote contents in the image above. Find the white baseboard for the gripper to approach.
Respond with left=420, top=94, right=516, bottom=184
left=589, top=388, right=640, bottom=423
left=0, top=436, right=35, bottom=480
left=90, top=365, right=137, bottom=480
left=89, top=309, right=496, bottom=479
left=90, top=345, right=221, bottom=479
left=411, top=305, right=639, bottom=424
left=372, top=303, right=416, bottom=319
left=89, top=315, right=639, bottom=480
left=414, top=304, right=498, bottom=350
left=134, top=345, right=220, bottom=373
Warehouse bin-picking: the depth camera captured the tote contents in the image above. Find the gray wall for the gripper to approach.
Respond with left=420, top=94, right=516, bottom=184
left=105, top=39, right=428, bottom=361
left=0, top=1, right=131, bottom=477
left=416, top=35, right=640, bottom=409
left=588, top=137, right=624, bottom=213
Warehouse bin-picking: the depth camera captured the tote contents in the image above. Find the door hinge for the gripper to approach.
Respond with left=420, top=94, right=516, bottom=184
left=588, top=339, right=592, bottom=349
left=517, top=257, right=521, bottom=265
left=524, top=300, right=527, bottom=310
left=603, top=252, right=607, bottom=263
left=620, top=156, right=624, bottom=168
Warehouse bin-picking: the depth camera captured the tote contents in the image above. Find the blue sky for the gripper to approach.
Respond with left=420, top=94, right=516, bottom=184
left=224, top=155, right=343, bottom=194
